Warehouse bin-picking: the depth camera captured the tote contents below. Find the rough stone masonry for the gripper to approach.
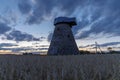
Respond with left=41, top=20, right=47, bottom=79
left=48, top=17, right=79, bottom=55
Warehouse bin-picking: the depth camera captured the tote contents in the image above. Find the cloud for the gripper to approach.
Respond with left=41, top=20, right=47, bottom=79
left=0, top=47, right=30, bottom=52
left=0, top=22, right=11, bottom=35
left=18, top=0, right=120, bottom=39
left=0, top=46, right=48, bottom=53
left=0, top=15, right=11, bottom=24
left=18, top=0, right=32, bottom=14
left=0, top=15, right=41, bottom=41
left=0, top=22, right=40, bottom=42
left=79, top=42, right=120, bottom=48
left=6, top=30, right=40, bottom=41
left=0, top=15, right=40, bottom=41
left=0, top=24, right=39, bottom=42
left=0, top=8, right=19, bottom=26
left=76, top=15, right=120, bottom=39
left=0, top=43, right=18, bottom=48
left=18, top=0, right=89, bottom=24
left=100, top=42, right=120, bottom=47
left=74, top=0, right=120, bottom=39
left=18, top=0, right=108, bottom=24
left=47, top=32, right=53, bottom=42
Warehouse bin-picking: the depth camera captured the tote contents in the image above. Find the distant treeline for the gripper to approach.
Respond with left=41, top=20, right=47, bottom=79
left=21, top=50, right=120, bottom=56
left=79, top=50, right=120, bottom=55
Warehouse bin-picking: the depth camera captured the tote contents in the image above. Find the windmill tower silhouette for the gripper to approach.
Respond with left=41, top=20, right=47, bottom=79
left=47, top=17, right=79, bottom=55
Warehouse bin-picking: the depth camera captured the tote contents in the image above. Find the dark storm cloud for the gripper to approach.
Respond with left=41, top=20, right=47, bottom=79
left=75, top=0, right=120, bottom=39
left=18, top=0, right=88, bottom=24
left=18, top=0, right=107, bottom=24
left=6, top=30, right=40, bottom=41
left=18, top=0, right=120, bottom=39
left=76, top=16, right=120, bottom=39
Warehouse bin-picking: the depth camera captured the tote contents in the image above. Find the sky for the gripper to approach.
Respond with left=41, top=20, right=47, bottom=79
left=0, top=0, right=120, bottom=54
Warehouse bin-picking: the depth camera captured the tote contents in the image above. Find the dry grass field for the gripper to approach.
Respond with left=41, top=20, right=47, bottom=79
left=0, top=54, right=119, bottom=80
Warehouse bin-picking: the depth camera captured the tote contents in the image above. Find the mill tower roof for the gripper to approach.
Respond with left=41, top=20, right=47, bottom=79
left=54, top=17, right=77, bottom=26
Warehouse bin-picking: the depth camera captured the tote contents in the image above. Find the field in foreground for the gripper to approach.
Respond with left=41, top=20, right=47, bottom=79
left=0, top=54, right=119, bottom=80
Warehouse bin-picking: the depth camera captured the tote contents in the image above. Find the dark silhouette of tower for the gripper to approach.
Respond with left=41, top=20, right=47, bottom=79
left=47, top=17, right=79, bottom=55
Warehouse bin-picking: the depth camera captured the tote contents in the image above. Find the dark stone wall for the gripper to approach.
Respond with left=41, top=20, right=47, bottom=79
left=48, top=23, right=79, bottom=55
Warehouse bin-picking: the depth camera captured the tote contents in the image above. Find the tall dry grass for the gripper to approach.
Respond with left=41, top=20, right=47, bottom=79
left=0, top=54, right=119, bottom=80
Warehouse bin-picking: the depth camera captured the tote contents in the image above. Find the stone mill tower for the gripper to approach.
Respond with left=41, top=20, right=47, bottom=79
left=47, top=17, right=79, bottom=55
